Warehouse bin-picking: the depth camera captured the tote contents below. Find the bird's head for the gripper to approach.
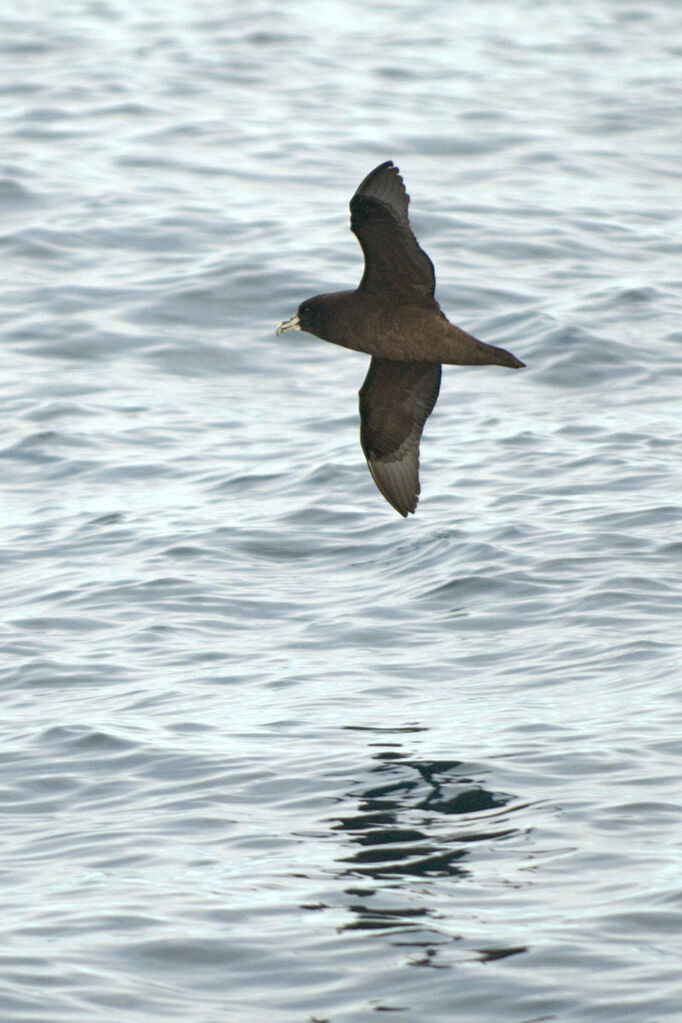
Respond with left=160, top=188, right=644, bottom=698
left=276, top=292, right=353, bottom=343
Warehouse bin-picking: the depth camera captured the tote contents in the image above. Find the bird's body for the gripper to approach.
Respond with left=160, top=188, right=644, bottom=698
left=295, top=288, right=521, bottom=367
left=276, top=160, right=524, bottom=516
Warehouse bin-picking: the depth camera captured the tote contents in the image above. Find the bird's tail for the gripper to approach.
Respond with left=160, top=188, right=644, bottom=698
left=444, top=325, right=525, bottom=369
left=478, top=339, right=525, bottom=369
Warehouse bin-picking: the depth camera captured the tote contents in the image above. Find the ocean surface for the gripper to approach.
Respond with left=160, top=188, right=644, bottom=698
left=2, top=1, right=682, bottom=1021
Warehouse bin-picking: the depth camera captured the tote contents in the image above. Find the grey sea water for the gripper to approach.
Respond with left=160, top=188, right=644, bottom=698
left=2, top=1, right=682, bottom=1020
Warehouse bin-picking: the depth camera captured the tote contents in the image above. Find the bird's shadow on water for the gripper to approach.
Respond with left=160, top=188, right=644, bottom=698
left=323, top=728, right=530, bottom=966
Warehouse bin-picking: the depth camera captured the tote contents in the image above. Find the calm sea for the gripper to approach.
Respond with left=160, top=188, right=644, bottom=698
left=2, top=1, right=682, bottom=1020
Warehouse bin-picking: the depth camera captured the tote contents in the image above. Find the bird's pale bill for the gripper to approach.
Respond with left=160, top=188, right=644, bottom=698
left=276, top=313, right=301, bottom=335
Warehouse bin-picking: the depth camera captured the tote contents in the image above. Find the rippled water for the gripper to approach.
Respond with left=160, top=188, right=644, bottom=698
left=3, top=1, right=682, bottom=1020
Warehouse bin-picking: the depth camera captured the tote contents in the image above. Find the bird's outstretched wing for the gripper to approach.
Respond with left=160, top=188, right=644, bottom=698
left=350, top=160, right=436, bottom=301
left=359, top=357, right=442, bottom=516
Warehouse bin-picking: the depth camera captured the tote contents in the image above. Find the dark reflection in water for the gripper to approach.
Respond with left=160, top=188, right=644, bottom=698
left=325, top=740, right=528, bottom=966
left=342, top=905, right=433, bottom=932
left=332, top=749, right=516, bottom=880
left=477, top=945, right=527, bottom=962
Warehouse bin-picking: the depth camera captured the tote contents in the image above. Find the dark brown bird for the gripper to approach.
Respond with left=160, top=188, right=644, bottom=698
left=276, top=160, right=524, bottom=516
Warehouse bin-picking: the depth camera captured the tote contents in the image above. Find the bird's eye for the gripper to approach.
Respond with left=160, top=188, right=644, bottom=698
left=301, top=304, right=310, bottom=317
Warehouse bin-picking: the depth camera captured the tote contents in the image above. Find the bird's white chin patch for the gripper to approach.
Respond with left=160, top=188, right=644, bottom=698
left=276, top=314, right=301, bottom=335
